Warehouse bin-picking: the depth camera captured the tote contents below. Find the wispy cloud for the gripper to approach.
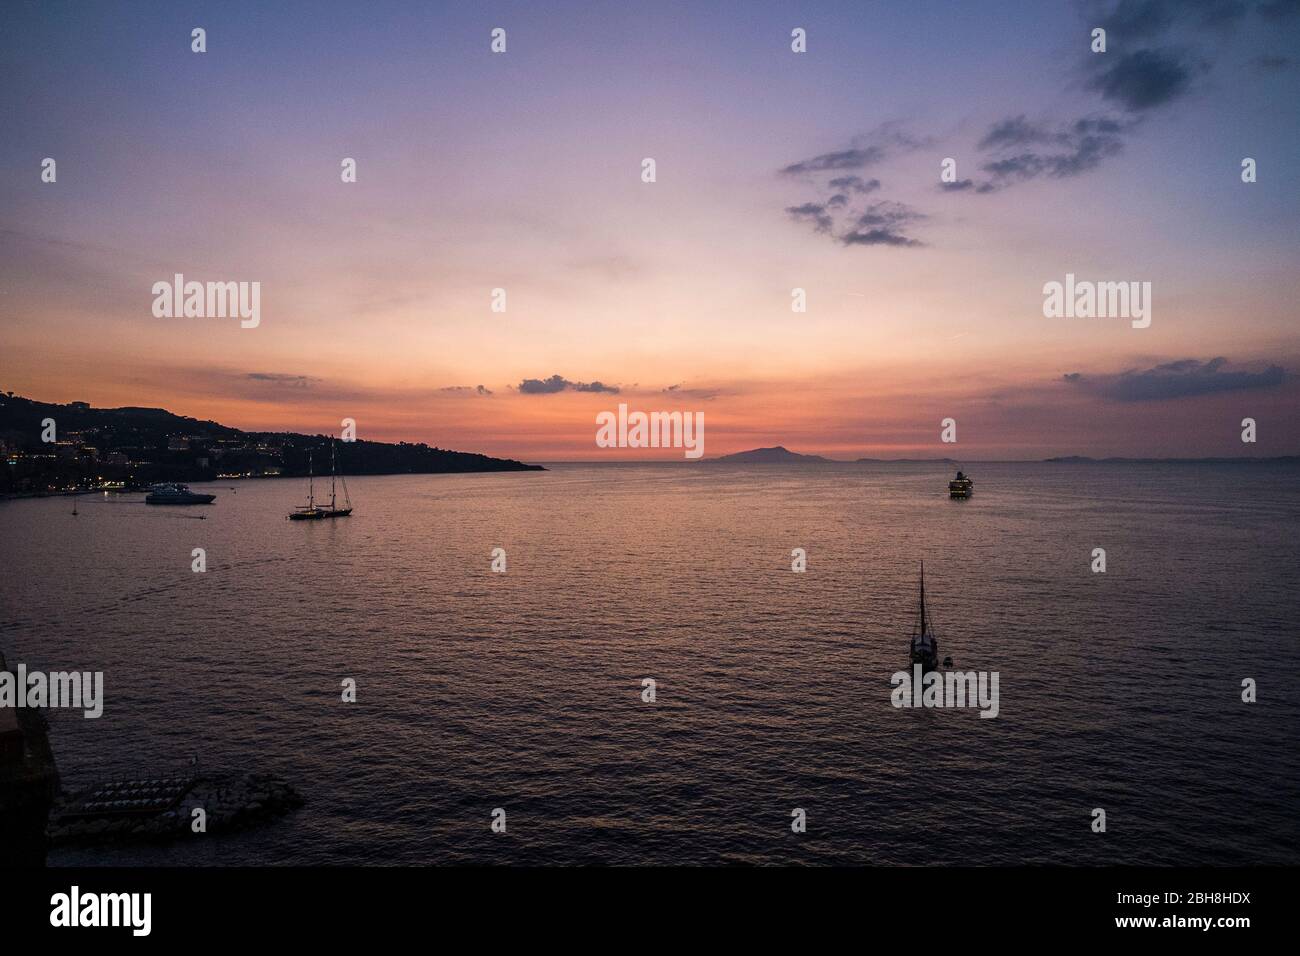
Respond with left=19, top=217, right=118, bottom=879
left=440, top=385, right=493, bottom=396
left=840, top=202, right=927, bottom=247
left=780, top=147, right=885, bottom=177
left=784, top=202, right=834, bottom=234
left=975, top=115, right=1131, bottom=190
left=661, top=383, right=721, bottom=400
left=247, top=372, right=317, bottom=388
left=780, top=124, right=928, bottom=248
left=827, top=175, right=882, bottom=195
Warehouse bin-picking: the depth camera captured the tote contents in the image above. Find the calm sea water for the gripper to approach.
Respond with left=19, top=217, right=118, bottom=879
left=2, top=461, right=1297, bottom=866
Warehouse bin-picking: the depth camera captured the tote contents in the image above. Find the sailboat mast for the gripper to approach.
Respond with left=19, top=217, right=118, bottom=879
left=330, top=440, right=337, bottom=509
left=307, top=449, right=314, bottom=509
left=919, top=561, right=928, bottom=634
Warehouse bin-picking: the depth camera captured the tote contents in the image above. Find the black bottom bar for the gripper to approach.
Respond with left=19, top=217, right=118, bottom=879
left=1, top=866, right=1280, bottom=941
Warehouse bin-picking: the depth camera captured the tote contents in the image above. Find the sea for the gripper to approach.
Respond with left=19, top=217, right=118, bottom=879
left=2, top=461, right=1297, bottom=865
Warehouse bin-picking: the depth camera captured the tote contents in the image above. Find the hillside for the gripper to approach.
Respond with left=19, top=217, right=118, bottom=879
left=0, top=390, right=542, bottom=494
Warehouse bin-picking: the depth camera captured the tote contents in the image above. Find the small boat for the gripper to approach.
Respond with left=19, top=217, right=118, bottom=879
left=948, top=470, right=973, bottom=498
left=289, top=441, right=352, bottom=521
left=145, top=483, right=216, bottom=505
left=908, top=562, right=951, bottom=673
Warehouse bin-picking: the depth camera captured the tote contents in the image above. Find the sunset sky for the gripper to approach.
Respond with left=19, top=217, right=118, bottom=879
left=2, top=0, right=1298, bottom=460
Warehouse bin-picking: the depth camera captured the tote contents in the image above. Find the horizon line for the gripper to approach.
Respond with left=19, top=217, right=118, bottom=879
left=5, top=390, right=1296, bottom=465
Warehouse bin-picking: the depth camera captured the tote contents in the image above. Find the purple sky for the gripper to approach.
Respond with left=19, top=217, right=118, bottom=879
left=2, top=0, right=1298, bottom=458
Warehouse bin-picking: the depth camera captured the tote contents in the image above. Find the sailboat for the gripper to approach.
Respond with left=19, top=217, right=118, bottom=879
left=908, top=562, right=951, bottom=673
left=288, top=441, right=353, bottom=520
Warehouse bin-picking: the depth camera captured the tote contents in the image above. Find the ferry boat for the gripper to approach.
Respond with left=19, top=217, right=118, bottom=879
left=145, top=483, right=216, bottom=505
left=908, top=563, right=952, bottom=673
left=288, top=441, right=352, bottom=521
left=948, top=470, right=973, bottom=498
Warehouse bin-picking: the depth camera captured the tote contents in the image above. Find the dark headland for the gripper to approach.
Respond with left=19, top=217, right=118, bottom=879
left=0, top=390, right=543, bottom=495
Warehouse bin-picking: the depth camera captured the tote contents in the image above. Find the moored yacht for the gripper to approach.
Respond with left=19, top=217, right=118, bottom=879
left=145, top=483, right=216, bottom=505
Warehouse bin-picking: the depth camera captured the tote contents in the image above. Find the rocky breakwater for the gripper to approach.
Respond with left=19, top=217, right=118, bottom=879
left=50, top=772, right=303, bottom=846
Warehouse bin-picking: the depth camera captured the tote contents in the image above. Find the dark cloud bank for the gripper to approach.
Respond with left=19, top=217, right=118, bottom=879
left=1063, top=357, right=1287, bottom=401
left=517, top=374, right=619, bottom=395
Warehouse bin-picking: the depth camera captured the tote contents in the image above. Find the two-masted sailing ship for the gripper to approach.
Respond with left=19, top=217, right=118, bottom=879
left=288, top=440, right=352, bottom=520
left=908, top=562, right=951, bottom=673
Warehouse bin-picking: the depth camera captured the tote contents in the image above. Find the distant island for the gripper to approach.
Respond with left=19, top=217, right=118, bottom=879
left=708, top=447, right=1296, bottom=465
left=854, top=457, right=958, bottom=463
left=711, top=446, right=956, bottom=464
left=1042, top=455, right=1299, bottom=464
left=0, top=391, right=542, bottom=496
left=711, top=446, right=831, bottom=463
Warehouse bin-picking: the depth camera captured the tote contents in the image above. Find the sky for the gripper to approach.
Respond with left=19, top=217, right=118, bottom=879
left=2, top=0, right=1298, bottom=460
